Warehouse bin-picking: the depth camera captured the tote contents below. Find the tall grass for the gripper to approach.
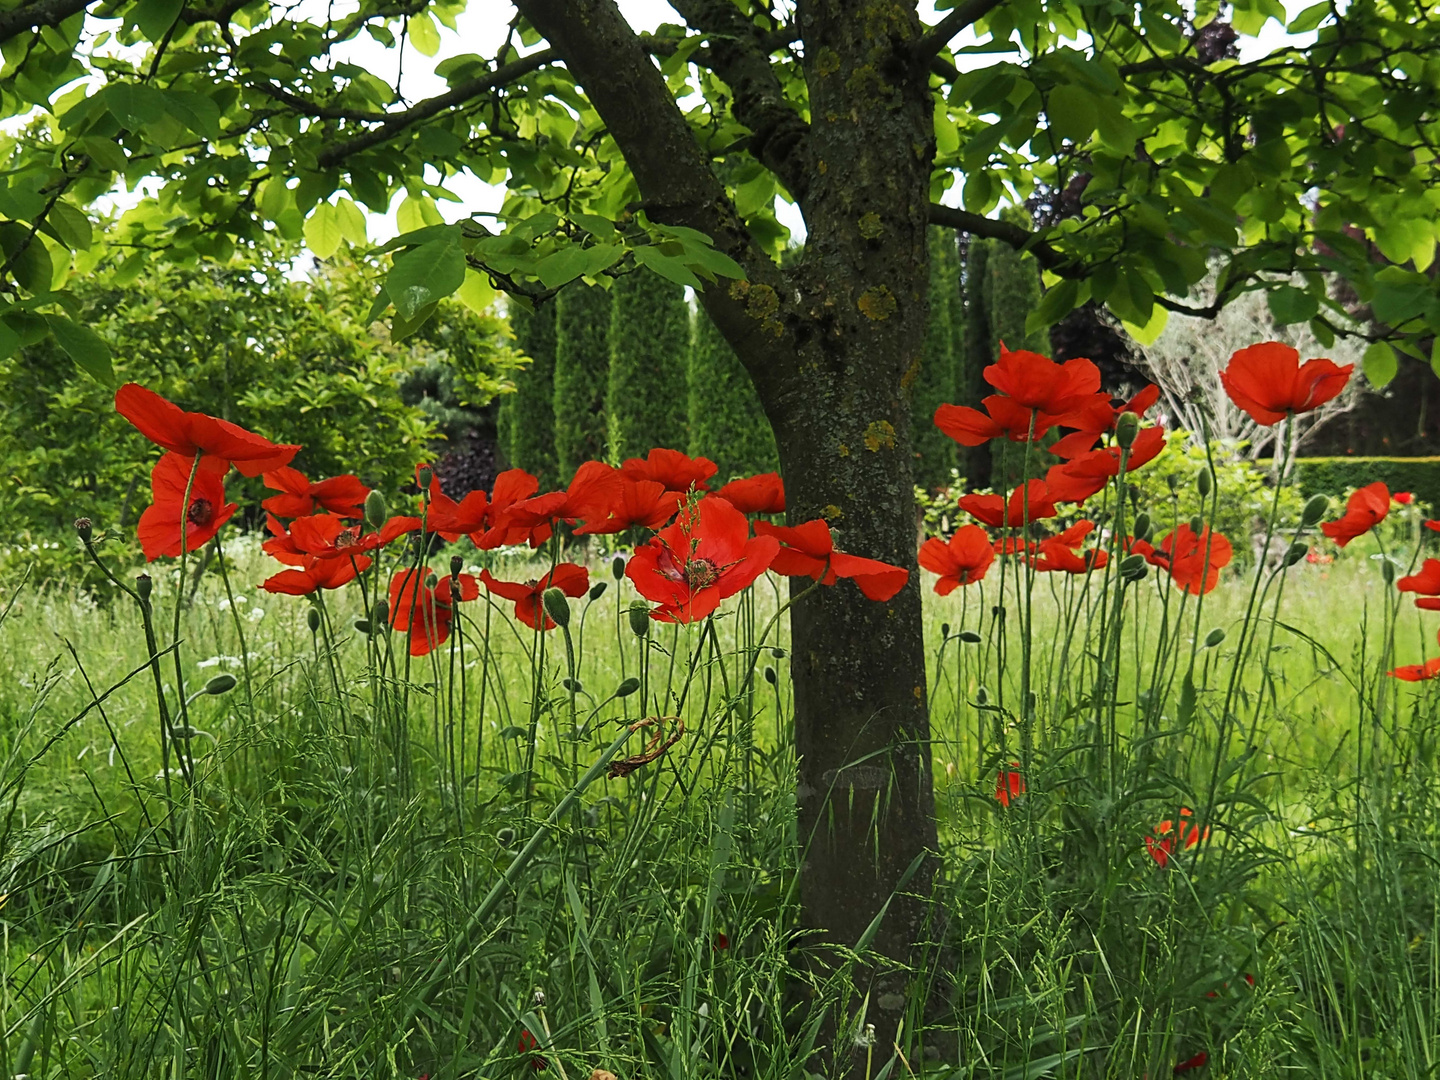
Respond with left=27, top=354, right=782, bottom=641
left=2, top=492, right=1438, bottom=1079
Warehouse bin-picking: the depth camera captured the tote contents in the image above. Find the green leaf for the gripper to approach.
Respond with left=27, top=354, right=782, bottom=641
left=259, top=178, right=294, bottom=224
left=1027, top=278, right=1079, bottom=334
left=1363, top=340, right=1398, bottom=388
left=1431, top=337, right=1440, bottom=380
left=408, top=12, right=440, bottom=56
left=133, top=0, right=183, bottom=41
left=1046, top=85, right=1098, bottom=145
left=101, top=82, right=167, bottom=131
left=456, top=269, right=496, bottom=314
left=335, top=198, right=367, bottom=246
left=1267, top=285, right=1319, bottom=325
left=387, top=231, right=465, bottom=320
left=303, top=202, right=342, bottom=259
left=48, top=202, right=92, bottom=250
left=532, top=244, right=593, bottom=290
left=1286, top=1, right=1329, bottom=32
left=632, top=244, right=701, bottom=289
left=0, top=223, right=54, bottom=294
left=44, top=313, right=114, bottom=387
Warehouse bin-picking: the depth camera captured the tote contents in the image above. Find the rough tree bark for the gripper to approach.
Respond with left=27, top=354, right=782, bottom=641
left=514, top=0, right=940, bottom=1069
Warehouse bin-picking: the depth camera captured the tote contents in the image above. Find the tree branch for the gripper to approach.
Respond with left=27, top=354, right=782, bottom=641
left=914, top=0, right=1008, bottom=61
left=315, top=48, right=557, bottom=169
left=927, top=202, right=1081, bottom=275
left=0, top=0, right=90, bottom=43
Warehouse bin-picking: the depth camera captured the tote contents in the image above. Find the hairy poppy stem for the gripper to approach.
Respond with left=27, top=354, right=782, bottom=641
left=169, top=452, right=205, bottom=788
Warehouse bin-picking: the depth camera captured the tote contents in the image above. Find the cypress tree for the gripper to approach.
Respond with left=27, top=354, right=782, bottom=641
left=688, top=304, right=777, bottom=483
left=607, top=268, right=689, bottom=461
left=959, top=236, right=993, bottom=488
left=982, top=236, right=1045, bottom=355
left=910, top=228, right=963, bottom=491
left=500, top=299, right=558, bottom=484
left=552, top=282, right=612, bottom=479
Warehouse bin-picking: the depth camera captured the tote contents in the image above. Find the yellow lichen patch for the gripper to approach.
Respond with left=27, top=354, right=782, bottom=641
left=822, top=504, right=844, bottom=521
left=864, top=420, right=896, bottom=452
left=818, top=160, right=828, bottom=174
left=838, top=443, right=850, bottom=457
left=845, top=63, right=889, bottom=98
left=858, top=285, right=897, bottom=321
left=913, top=686, right=923, bottom=701
left=815, top=47, right=841, bottom=77
left=745, top=283, right=780, bottom=320
left=857, top=212, right=883, bottom=239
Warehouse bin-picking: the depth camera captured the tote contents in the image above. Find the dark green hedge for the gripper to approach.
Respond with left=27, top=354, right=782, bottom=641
left=910, top=228, right=963, bottom=491
left=553, top=282, right=612, bottom=480
left=1294, top=457, right=1440, bottom=510
left=688, top=305, right=777, bottom=483
left=607, top=268, right=689, bottom=462
left=500, top=300, right=558, bottom=484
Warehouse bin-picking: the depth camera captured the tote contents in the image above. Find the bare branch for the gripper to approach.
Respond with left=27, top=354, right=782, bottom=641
left=927, top=202, right=1082, bottom=276
left=914, top=0, right=1008, bottom=61
left=0, top=0, right=90, bottom=43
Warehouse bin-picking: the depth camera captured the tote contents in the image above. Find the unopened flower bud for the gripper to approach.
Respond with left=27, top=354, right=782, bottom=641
left=611, top=555, right=626, bottom=580
left=1204, top=627, right=1226, bottom=648
left=373, top=598, right=389, bottom=625
left=1115, top=411, right=1140, bottom=449
left=764, top=666, right=776, bottom=685
left=1284, top=542, right=1308, bottom=567
left=959, top=630, right=982, bottom=643
left=628, top=601, right=650, bottom=637
left=424, top=571, right=438, bottom=590
left=136, top=573, right=152, bottom=601
left=1166, top=473, right=1180, bottom=494
left=74, top=517, right=92, bottom=542
left=354, top=618, right=372, bottom=634
left=771, top=646, right=787, bottom=658
left=1120, top=553, right=1148, bottom=580
left=364, top=489, right=388, bottom=529
left=542, top=587, right=571, bottom=628
left=307, top=608, right=321, bottom=633
left=1301, top=494, right=1329, bottom=527
left=417, top=466, right=433, bottom=490
left=589, top=581, right=608, bottom=601
left=1189, top=515, right=1204, bottom=535
left=562, top=677, right=582, bottom=692
left=1132, top=511, right=1151, bottom=539
left=496, top=826, right=515, bottom=846
left=450, top=555, right=463, bottom=577
left=616, top=676, right=640, bottom=698
left=204, top=673, right=237, bottom=695
left=940, top=622, right=951, bottom=638
left=1382, top=559, right=1396, bottom=585
left=1196, top=468, right=1213, bottom=498
left=976, top=686, right=988, bottom=704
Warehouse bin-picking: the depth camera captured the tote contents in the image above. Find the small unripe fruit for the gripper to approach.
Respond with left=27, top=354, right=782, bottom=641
left=771, top=646, right=787, bottom=658
left=1132, top=512, right=1151, bottom=539
left=1302, top=494, right=1329, bottom=527
left=136, top=574, right=153, bottom=601
left=764, top=666, right=777, bottom=685
left=940, top=622, right=950, bottom=639
left=1120, top=553, right=1148, bottom=581
left=364, top=489, right=388, bottom=529
left=1166, top=473, right=1180, bottom=494
left=959, top=630, right=982, bottom=643
left=1284, top=542, right=1308, bottom=567
left=417, top=465, right=433, bottom=489
left=976, top=686, right=988, bottom=705
left=542, top=587, right=571, bottom=628
left=628, top=601, right=650, bottom=637
left=1115, top=411, right=1140, bottom=449
left=1196, top=468, right=1213, bottom=498
left=307, top=608, right=321, bottom=633
left=204, top=674, right=237, bottom=695
left=373, top=598, right=389, bottom=625
left=353, top=618, right=372, bottom=634
left=1382, top=560, right=1396, bottom=585
left=616, top=677, right=640, bottom=698
left=562, top=677, right=582, bottom=692
left=611, top=555, right=626, bottom=580
left=1204, top=628, right=1226, bottom=648
left=589, top=581, right=607, bottom=601
left=450, top=554, right=463, bottom=577
left=74, top=517, right=93, bottom=542
left=1189, top=515, right=1204, bottom=535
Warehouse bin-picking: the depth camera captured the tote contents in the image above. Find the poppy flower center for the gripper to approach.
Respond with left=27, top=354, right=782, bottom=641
left=187, top=498, right=214, bottom=527
left=684, top=557, right=720, bottom=589
left=335, top=526, right=360, bottom=548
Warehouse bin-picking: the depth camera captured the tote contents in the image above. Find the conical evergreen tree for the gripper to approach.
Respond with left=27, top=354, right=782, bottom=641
left=499, top=299, right=558, bottom=484
left=607, top=268, right=689, bottom=461
left=959, top=236, right=993, bottom=488
left=688, top=305, right=777, bottom=483
left=982, top=236, right=1045, bottom=355
left=552, top=282, right=612, bottom=479
left=910, top=228, right=963, bottom=491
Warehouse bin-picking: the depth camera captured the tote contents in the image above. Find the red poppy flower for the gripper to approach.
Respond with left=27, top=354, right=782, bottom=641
left=1174, top=1050, right=1208, bottom=1074
left=1124, top=535, right=1164, bottom=566
left=261, top=467, right=370, bottom=519
left=1034, top=520, right=1109, bottom=574
left=1320, top=482, right=1389, bottom=547
left=1395, top=491, right=1414, bottom=505
left=478, top=563, right=590, bottom=631
left=267, top=511, right=415, bottom=564
left=620, top=448, right=717, bottom=492
left=572, top=462, right=684, bottom=535
left=1049, top=384, right=1162, bottom=459
left=983, top=345, right=1103, bottom=415
left=516, top=1029, right=547, bottom=1072
left=260, top=554, right=372, bottom=595
left=1154, top=525, right=1233, bottom=595
left=994, top=765, right=1025, bottom=807
left=1219, top=342, right=1353, bottom=425
left=1045, top=426, right=1167, bottom=504
left=469, top=470, right=562, bottom=549
left=1398, top=559, right=1440, bottom=599
left=417, top=468, right=490, bottom=541
left=935, top=394, right=1065, bottom=446
left=918, top=525, right=995, bottom=594
left=715, top=473, right=785, bottom=515
left=712, top=931, right=730, bottom=951
left=388, top=569, right=479, bottom=656
left=958, top=480, right=1058, bottom=529
left=115, top=383, right=300, bottom=477
left=626, top=495, right=780, bottom=623
left=1426, top=520, right=1440, bottom=533
left=754, top=519, right=909, bottom=601
left=137, top=453, right=237, bottom=561
left=1146, top=806, right=1209, bottom=868
left=1389, top=656, right=1440, bottom=681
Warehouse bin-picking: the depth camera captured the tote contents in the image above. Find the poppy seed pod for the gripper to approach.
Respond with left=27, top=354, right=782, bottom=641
left=1196, top=468, right=1213, bottom=498
left=1382, top=559, right=1396, bottom=585
left=1189, top=515, right=1204, bottom=535
left=542, top=587, right=571, bottom=628
left=307, top=607, right=321, bottom=633
left=1301, top=494, right=1329, bottom=527
left=1285, top=541, right=1308, bottom=566
left=764, top=666, right=776, bottom=685
left=589, top=581, right=608, bottom=601
left=204, top=673, right=237, bottom=695
left=353, top=618, right=372, bottom=634
left=940, top=622, right=951, bottom=638
left=417, top=465, right=433, bottom=489
left=959, top=630, right=982, bottom=643
left=136, top=573, right=153, bottom=601
left=1115, top=411, right=1140, bottom=449
left=1132, top=511, right=1151, bottom=540
left=450, top=554, right=463, bottom=577
left=616, top=676, right=640, bottom=698
left=373, top=598, right=389, bottom=624
left=1204, top=627, right=1226, bottom=648
left=364, top=489, right=388, bottom=529
left=74, top=517, right=93, bottom=542
left=628, top=601, right=650, bottom=637
left=611, top=555, right=625, bottom=580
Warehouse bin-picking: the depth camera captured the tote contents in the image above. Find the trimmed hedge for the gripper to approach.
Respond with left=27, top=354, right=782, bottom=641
left=910, top=227, right=963, bottom=491
left=1294, top=456, right=1440, bottom=510
left=607, top=268, right=689, bottom=462
left=500, top=300, right=558, bottom=484
left=553, top=282, right=612, bottom=479
left=688, top=305, right=777, bottom=483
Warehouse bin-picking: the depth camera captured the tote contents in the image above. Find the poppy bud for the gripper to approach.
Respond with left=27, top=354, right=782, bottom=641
left=1189, top=515, right=1204, bottom=535
left=74, top=517, right=93, bottom=542
left=450, top=555, right=463, bottom=577
left=424, top=571, right=438, bottom=590
left=1204, top=628, right=1226, bottom=648
left=1301, top=494, right=1329, bottom=527
left=1284, top=542, right=1308, bottom=567
left=1120, top=553, right=1148, bottom=581
left=976, top=686, right=988, bottom=704
left=364, top=489, right=388, bottom=529
left=354, top=618, right=372, bottom=634
left=616, top=676, right=640, bottom=698
left=169, top=725, right=200, bottom=741
left=204, top=673, right=237, bottom=695
left=764, top=666, right=777, bottom=685
left=1382, top=559, right=1396, bottom=585
left=1132, top=512, right=1151, bottom=539
left=589, top=581, right=607, bottom=601
left=136, top=573, right=153, bottom=601
left=1115, top=411, right=1140, bottom=449
left=771, top=646, right=787, bottom=658
left=496, top=826, right=515, bottom=846
left=373, top=598, right=389, bottom=624
left=1166, top=473, right=1180, bottom=494
left=542, top=587, right=571, bottom=628
left=628, top=602, right=650, bottom=637
left=940, top=622, right=950, bottom=638
left=562, top=677, right=582, bottom=693
left=1196, top=468, right=1213, bottom=498
left=417, top=466, right=433, bottom=490
left=611, top=555, right=626, bottom=580
left=307, top=608, right=321, bottom=633
left=959, top=630, right=982, bottom=643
